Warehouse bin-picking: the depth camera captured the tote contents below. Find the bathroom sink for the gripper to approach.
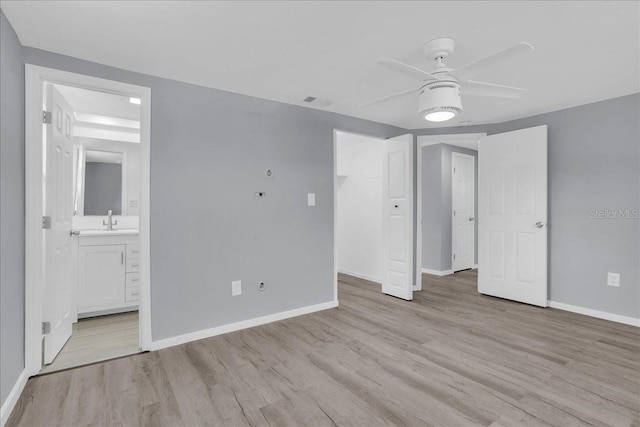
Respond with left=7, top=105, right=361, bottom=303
left=77, top=229, right=139, bottom=237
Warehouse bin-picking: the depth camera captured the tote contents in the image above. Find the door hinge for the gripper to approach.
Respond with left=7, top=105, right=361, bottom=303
left=42, top=111, right=52, bottom=124
left=453, top=254, right=456, bottom=260
left=42, top=322, right=51, bottom=335
left=42, top=216, right=51, bottom=229
left=453, top=210, right=456, bottom=216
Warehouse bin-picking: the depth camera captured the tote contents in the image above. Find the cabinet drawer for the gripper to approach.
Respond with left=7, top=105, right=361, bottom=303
left=125, top=286, right=140, bottom=302
left=126, top=244, right=140, bottom=258
left=126, top=257, right=140, bottom=273
left=126, top=273, right=140, bottom=287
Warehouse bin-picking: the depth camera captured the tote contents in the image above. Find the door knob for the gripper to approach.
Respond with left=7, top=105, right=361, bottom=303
left=70, top=230, right=80, bottom=236
left=535, top=221, right=545, bottom=228
left=469, top=217, right=474, bottom=221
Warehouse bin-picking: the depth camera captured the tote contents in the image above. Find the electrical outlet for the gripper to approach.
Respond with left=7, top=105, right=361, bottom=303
left=232, top=280, right=242, bottom=296
left=307, top=192, right=316, bottom=206
left=607, top=272, right=620, bottom=287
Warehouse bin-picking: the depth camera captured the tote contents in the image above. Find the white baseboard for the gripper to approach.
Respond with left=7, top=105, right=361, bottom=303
left=421, top=268, right=454, bottom=276
left=149, top=300, right=339, bottom=351
left=1, top=369, right=28, bottom=427
left=548, top=300, right=640, bottom=327
left=337, top=269, right=381, bottom=284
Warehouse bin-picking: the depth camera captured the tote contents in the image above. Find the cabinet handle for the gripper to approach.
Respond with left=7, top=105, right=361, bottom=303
left=131, top=292, right=139, bottom=296
left=121, top=252, right=124, bottom=265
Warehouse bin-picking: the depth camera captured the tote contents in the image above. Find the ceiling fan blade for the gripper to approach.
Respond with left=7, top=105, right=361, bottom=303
left=462, top=80, right=527, bottom=99
left=378, top=59, right=441, bottom=81
left=358, top=87, right=418, bottom=108
left=450, top=42, right=534, bottom=82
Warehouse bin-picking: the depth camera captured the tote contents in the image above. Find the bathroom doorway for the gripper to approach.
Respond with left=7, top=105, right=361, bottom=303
left=24, top=65, right=152, bottom=376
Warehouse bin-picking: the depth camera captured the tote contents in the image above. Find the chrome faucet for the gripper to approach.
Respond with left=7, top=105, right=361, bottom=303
left=103, top=209, right=118, bottom=230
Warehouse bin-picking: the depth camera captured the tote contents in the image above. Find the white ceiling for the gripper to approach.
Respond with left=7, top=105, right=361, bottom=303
left=4, top=1, right=639, bottom=129
left=54, top=84, right=140, bottom=121
left=54, top=84, right=140, bottom=142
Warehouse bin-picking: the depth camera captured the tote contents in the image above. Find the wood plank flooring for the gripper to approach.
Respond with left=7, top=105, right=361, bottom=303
left=40, top=311, right=139, bottom=374
left=8, top=271, right=640, bottom=426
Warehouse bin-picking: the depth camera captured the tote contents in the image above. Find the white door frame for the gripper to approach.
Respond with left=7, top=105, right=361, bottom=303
left=24, top=64, right=152, bottom=376
left=451, top=151, right=476, bottom=271
left=416, top=133, right=485, bottom=285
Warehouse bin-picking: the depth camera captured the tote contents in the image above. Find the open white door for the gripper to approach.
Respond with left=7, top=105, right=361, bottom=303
left=43, top=84, right=75, bottom=364
left=452, top=152, right=475, bottom=271
left=478, top=125, right=547, bottom=306
left=382, top=134, right=414, bottom=300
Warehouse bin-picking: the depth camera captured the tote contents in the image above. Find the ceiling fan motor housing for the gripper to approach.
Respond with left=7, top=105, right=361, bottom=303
left=418, top=81, right=463, bottom=117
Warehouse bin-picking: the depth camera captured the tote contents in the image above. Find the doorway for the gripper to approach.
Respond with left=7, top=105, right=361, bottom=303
left=417, top=128, right=548, bottom=308
left=24, top=65, right=152, bottom=376
left=417, top=134, right=482, bottom=280
left=334, top=130, right=415, bottom=301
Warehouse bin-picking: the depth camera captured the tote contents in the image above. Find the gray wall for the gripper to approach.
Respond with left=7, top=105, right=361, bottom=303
left=84, top=162, right=122, bottom=215
left=421, top=145, right=443, bottom=270
left=19, top=48, right=405, bottom=342
left=421, top=143, right=478, bottom=272
left=414, top=93, right=640, bottom=318
left=0, top=10, right=25, bottom=406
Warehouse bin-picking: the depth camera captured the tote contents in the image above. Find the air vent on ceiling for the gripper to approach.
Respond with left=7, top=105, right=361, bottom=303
left=302, top=96, right=333, bottom=108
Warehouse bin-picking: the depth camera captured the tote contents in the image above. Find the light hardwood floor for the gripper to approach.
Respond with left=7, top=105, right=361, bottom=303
left=39, top=311, right=140, bottom=374
left=8, top=271, right=640, bottom=426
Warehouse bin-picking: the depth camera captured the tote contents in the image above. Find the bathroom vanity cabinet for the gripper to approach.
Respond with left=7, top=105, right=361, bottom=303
left=76, top=233, right=139, bottom=317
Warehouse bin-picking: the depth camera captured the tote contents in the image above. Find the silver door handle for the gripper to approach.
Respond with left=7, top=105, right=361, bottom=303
left=70, top=230, right=80, bottom=236
left=469, top=217, right=474, bottom=221
left=535, top=221, right=545, bottom=228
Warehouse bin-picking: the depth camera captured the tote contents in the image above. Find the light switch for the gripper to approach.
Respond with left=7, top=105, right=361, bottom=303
left=607, top=272, right=620, bottom=287
left=232, top=280, right=242, bottom=296
left=307, top=193, right=316, bottom=206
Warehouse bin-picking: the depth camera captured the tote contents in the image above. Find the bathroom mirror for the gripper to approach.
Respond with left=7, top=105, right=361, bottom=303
left=73, top=138, right=141, bottom=217
left=82, top=149, right=123, bottom=215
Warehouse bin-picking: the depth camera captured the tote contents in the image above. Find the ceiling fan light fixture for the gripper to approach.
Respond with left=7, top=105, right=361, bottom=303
left=425, top=110, right=456, bottom=122
left=419, top=81, right=462, bottom=122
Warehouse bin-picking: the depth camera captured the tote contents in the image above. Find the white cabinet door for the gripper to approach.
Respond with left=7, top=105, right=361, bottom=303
left=78, top=245, right=126, bottom=311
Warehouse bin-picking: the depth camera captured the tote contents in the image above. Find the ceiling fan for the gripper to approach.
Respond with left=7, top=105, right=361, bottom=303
left=359, top=38, right=534, bottom=122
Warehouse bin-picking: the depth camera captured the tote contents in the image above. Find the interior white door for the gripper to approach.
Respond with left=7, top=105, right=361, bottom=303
left=43, top=84, right=75, bottom=364
left=478, top=125, right=547, bottom=306
left=381, top=134, right=414, bottom=300
left=452, top=152, right=475, bottom=271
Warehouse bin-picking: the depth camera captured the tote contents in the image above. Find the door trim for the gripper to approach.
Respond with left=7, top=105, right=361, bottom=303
left=451, top=151, right=476, bottom=272
left=416, top=133, right=485, bottom=287
left=24, top=64, right=152, bottom=376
